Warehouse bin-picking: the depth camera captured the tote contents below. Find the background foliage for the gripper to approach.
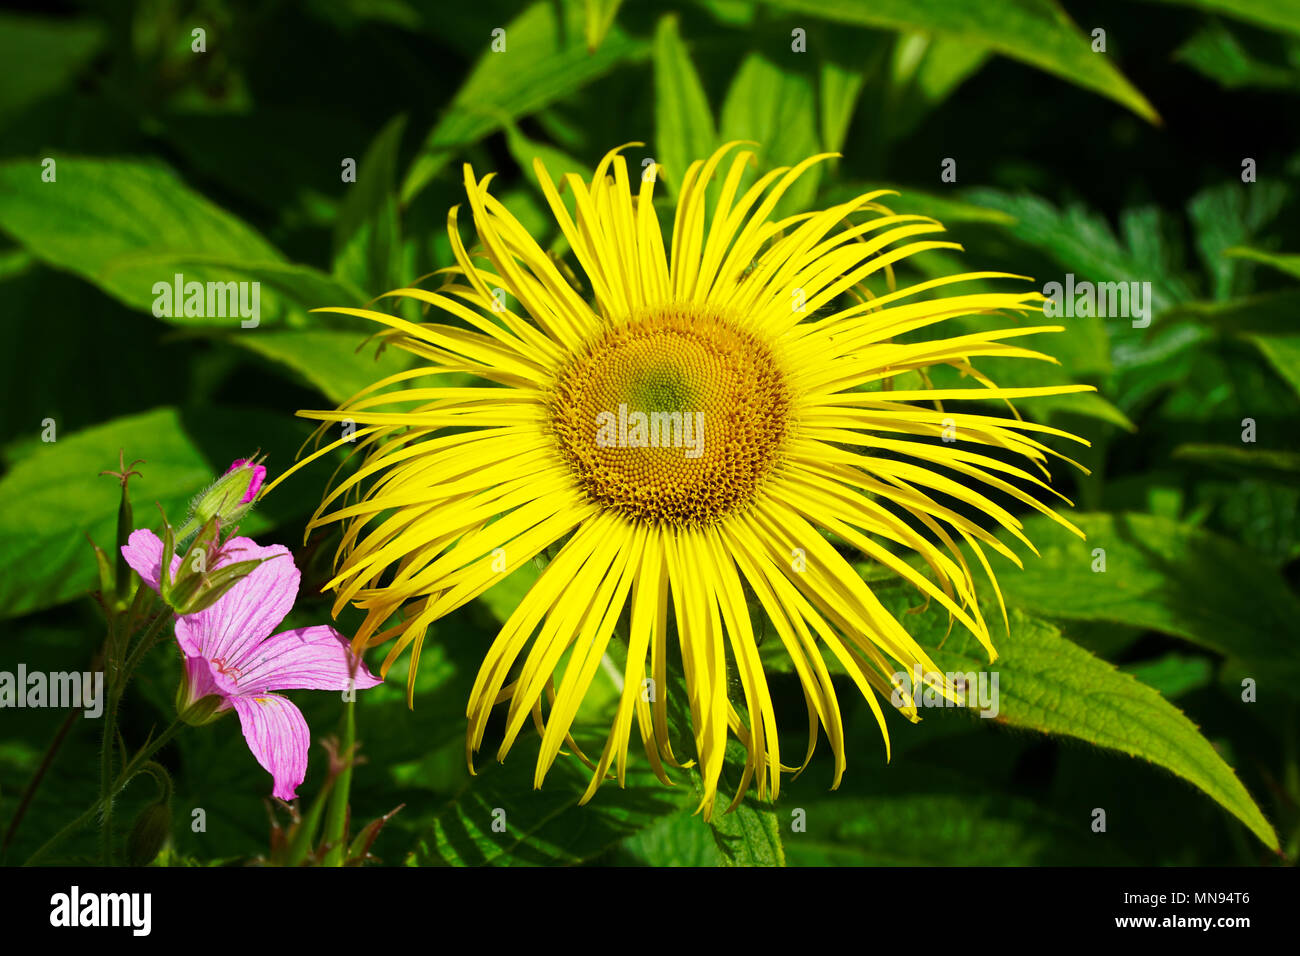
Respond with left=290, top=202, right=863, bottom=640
left=1, top=0, right=1298, bottom=866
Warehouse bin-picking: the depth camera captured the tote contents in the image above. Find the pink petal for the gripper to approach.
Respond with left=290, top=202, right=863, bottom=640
left=231, top=625, right=382, bottom=695
left=182, top=652, right=238, bottom=705
left=229, top=693, right=310, bottom=801
left=120, top=529, right=182, bottom=593
left=174, top=538, right=300, bottom=664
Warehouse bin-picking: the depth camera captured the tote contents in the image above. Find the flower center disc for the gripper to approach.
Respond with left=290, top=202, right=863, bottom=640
left=550, top=306, right=792, bottom=525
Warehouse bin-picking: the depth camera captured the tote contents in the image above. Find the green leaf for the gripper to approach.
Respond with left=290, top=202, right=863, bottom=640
left=987, top=512, right=1300, bottom=687
left=1175, top=21, right=1300, bottom=90
left=1121, top=653, right=1215, bottom=700
left=0, top=156, right=283, bottom=314
left=749, top=0, right=1158, bottom=122
left=0, top=156, right=402, bottom=398
left=1140, top=0, right=1300, bottom=36
left=697, top=788, right=786, bottom=866
left=0, top=407, right=309, bottom=619
left=1172, top=443, right=1300, bottom=483
left=962, top=189, right=1196, bottom=315
left=333, top=114, right=406, bottom=295
left=583, top=0, right=624, bottom=52
left=653, top=14, right=717, bottom=195
left=230, top=328, right=413, bottom=406
left=1164, top=290, right=1300, bottom=399
left=1248, top=332, right=1300, bottom=398
left=401, top=0, right=648, bottom=204
left=407, top=737, right=687, bottom=865
left=922, top=610, right=1278, bottom=850
left=1187, top=183, right=1288, bottom=300
left=785, top=780, right=1122, bottom=865
left=0, top=15, right=103, bottom=121
left=613, top=807, right=729, bottom=865
left=503, top=123, right=589, bottom=186
left=1224, top=245, right=1300, bottom=281
left=822, top=182, right=1017, bottom=225
left=819, top=58, right=866, bottom=154
left=719, top=53, right=821, bottom=213
left=882, top=33, right=993, bottom=141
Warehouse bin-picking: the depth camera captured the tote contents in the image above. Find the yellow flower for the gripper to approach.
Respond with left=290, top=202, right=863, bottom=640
left=280, top=143, right=1090, bottom=818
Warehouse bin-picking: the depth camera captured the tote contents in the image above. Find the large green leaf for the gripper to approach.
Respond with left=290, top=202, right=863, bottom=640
left=925, top=611, right=1278, bottom=850
left=987, top=513, right=1300, bottom=686
left=407, top=736, right=687, bottom=865
left=0, top=156, right=283, bottom=315
left=0, top=407, right=311, bottom=619
left=785, top=781, right=1123, bottom=865
left=401, top=0, right=648, bottom=203
left=652, top=14, right=717, bottom=196
left=719, top=53, right=821, bottom=213
left=0, top=156, right=367, bottom=324
left=0, top=157, right=397, bottom=399
left=749, top=0, right=1158, bottom=122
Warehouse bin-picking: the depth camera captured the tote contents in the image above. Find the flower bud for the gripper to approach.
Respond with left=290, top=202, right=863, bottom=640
left=126, top=802, right=172, bottom=866
left=189, top=457, right=266, bottom=531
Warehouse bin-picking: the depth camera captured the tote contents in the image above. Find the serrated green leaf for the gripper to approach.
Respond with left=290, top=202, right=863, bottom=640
left=1187, top=183, right=1288, bottom=300
left=1121, top=653, right=1215, bottom=699
left=699, top=791, right=785, bottom=866
left=407, top=737, right=687, bottom=866
left=987, top=513, right=1300, bottom=687
left=613, top=807, right=728, bottom=865
left=919, top=609, right=1279, bottom=850
left=786, top=780, right=1125, bottom=865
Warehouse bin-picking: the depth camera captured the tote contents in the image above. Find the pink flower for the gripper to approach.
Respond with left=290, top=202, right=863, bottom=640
left=121, top=530, right=381, bottom=800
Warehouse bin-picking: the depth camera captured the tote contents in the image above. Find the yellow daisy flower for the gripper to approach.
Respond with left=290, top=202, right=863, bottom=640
left=278, top=142, right=1091, bottom=818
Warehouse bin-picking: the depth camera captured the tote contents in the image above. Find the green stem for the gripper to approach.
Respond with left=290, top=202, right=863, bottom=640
left=98, top=619, right=122, bottom=866
left=120, top=609, right=172, bottom=692
left=321, top=698, right=356, bottom=866
left=98, top=603, right=169, bottom=866
left=27, top=718, right=185, bottom=867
